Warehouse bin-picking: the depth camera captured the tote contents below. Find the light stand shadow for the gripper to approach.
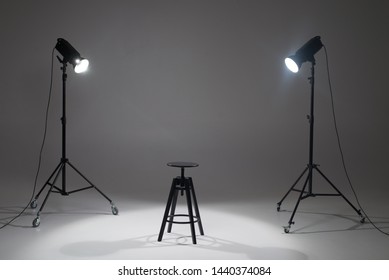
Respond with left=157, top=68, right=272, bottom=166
left=0, top=206, right=113, bottom=228
left=279, top=209, right=389, bottom=234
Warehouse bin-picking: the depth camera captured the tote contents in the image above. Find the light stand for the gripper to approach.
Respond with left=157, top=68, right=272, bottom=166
left=30, top=39, right=118, bottom=227
left=277, top=36, right=365, bottom=233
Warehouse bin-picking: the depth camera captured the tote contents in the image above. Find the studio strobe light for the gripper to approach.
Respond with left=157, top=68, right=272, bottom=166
left=30, top=38, right=118, bottom=227
left=277, top=36, right=365, bottom=233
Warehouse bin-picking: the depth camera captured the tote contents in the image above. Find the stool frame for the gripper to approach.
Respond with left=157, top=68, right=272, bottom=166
left=158, top=166, right=204, bottom=244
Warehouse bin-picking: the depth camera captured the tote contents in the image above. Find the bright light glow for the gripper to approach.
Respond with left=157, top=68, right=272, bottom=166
left=285, top=57, right=299, bottom=73
left=74, top=58, right=89, bottom=73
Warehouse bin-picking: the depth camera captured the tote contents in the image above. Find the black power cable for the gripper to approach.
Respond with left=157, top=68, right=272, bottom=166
left=0, top=47, right=55, bottom=229
left=324, top=45, right=389, bottom=236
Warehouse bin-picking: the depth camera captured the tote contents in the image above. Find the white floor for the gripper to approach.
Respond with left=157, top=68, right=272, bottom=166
left=1, top=187, right=389, bottom=260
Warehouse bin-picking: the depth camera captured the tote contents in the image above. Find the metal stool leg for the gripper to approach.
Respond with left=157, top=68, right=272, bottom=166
left=189, top=177, right=204, bottom=235
left=167, top=187, right=179, bottom=233
left=158, top=178, right=177, bottom=242
left=185, top=179, right=197, bottom=244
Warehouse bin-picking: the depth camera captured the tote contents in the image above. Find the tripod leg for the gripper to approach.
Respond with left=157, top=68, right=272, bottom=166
left=32, top=162, right=65, bottom=227
left=66, top=161, right=118, bottom=215
left=277, top=166, right=308, bottom=211
left=30, top=161, right=63, bottom=208
left=284, top=174, right=310, bottom=233
left=314, top=166, right=364, bottom=222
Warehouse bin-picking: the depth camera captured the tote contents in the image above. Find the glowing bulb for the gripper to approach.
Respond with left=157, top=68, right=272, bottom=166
left=74, top=58, right=89, bottom=73
left=285, top=57, right=299, bottom=73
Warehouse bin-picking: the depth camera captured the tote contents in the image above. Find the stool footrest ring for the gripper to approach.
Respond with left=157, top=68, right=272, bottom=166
left=167, top=214, right=200, bottom=224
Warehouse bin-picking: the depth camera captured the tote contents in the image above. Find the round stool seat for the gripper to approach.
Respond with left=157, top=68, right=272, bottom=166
left=167, top=162, right=199, bottom=168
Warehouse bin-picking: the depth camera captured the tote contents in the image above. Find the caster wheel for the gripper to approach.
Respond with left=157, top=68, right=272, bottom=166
left=360, top=217, right=365, bottom=223
left=111, top=205, right=119, bottom=215
left=30, top=200, right=37, bottom=209
left=32, top=217, right=40, bottom=228
left=277, top=206, right=281, bottom=212
left=284, top=227, right=290, bottom=233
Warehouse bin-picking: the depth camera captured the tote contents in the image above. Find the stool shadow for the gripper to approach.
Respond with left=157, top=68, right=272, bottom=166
left=60, top=234, right=308, bottom=259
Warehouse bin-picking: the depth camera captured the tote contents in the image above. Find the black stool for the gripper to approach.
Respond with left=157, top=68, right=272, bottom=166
left=158, top=162, right=204, bottom=244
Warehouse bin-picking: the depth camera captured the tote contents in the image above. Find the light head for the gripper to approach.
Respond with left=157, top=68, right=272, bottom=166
left=285, top=36, right=323, bottom=73
left=55, top=38, right=89, bottom=73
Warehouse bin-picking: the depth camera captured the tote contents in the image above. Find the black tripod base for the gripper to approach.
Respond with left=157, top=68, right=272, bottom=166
left=30, top=158, right=118, bottom=227
left=277, top=164, right=365, bottom=233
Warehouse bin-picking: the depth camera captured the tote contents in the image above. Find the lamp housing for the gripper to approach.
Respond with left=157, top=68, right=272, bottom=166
left=285, top=36, right=323, bottom=73
left=55, top=38, right=89, bottom=73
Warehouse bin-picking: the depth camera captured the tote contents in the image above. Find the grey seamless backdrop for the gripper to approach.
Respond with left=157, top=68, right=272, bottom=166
left=1, top=0, right=388, bottom=209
